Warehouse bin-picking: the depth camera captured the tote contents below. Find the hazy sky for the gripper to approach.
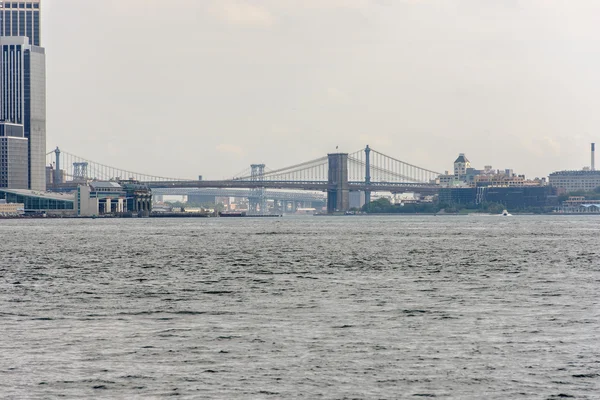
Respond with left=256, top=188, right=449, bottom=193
left=44, top=0, right=600, bottom=179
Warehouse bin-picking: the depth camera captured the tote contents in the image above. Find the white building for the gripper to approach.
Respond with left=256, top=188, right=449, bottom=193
left=549, top=170, right=600, bottom=193
left=76, top=182, right=126, bottom=216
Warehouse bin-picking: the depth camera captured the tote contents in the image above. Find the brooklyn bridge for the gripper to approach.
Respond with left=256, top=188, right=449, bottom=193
left=46, top=146, right=442, bottom=213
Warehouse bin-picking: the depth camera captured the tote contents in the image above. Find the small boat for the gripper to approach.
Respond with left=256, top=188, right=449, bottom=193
left=501, top=210, right=512, bottom=216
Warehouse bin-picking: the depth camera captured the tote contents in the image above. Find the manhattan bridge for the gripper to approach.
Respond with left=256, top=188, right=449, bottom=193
left=46, top=146, right=442, bottom=213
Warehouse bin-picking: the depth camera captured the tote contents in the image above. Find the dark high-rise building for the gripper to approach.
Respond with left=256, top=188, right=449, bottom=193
left=0, top=35, right=46, bottom=190
left=0, top=1, right=41, bottom=46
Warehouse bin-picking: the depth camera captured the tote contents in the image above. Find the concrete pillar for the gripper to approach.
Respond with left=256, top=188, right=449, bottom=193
left=327, top=153, right=349, bottom=213
left=105, top=198, right=111, bottom=214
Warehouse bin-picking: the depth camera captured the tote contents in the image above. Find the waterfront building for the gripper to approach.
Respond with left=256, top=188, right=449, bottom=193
left=77, top=182, right=126, bottom=216
left=0, top=188, right=74, bottom=214
left=556, top=196, right=600, bottom=214
left=438, top=187, right=477, bottom=205
left=548, top=170, right=600, bottom=193
left=483, top=186, right=556, bottom=209
left=0, top=0, right=41, bottom=46
left=0, top=198, right=24, bottom=215
left=120, top=180, right=153, bottom=214
left=0, top=121, right=28, bottom=188
left=0, top=35, right=46, bottom=190
left=439, top=186, right=557, bottom=209
left=76, top=181, right=153, bottom=216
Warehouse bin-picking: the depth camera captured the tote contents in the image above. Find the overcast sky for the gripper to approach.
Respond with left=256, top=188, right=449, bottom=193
left=43, top=0, right=600, bottom=179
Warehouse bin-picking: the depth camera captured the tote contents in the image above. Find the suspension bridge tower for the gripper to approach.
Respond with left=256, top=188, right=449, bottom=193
left=248, top=164, right=267, bottom=215
left=327, top=153, right=349, bottom=213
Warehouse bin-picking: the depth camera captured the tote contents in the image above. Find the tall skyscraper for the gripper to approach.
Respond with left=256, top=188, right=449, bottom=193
left=0, top=0, right=45, bottom=191
left=0, top=1, right=41, bottom=46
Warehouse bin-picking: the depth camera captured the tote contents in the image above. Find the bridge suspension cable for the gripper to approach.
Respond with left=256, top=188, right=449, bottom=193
left=234, top=156, right=329, bottom=182
left=348, top=148, right=441, bottom=183
left=45, top=145, right=442, bottom=187
left=46, top=148, right=188, bottom=183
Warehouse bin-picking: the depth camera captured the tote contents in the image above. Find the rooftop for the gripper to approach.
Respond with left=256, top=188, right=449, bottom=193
left=454, top=153, right=470, bottom=164
left=0, top=189, right=75, bottom=201
left=549, top=170, right=600, bottom=176
left=89, top=181, right=123, bottom=190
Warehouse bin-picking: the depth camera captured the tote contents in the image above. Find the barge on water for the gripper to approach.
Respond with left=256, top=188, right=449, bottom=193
left=218, top=212, right=281, bottom=218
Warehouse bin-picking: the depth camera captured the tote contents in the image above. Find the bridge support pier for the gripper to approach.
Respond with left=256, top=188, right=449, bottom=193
left=364, top=145, right=371, bottom=208
left=327, top=153, right=349, bottom=213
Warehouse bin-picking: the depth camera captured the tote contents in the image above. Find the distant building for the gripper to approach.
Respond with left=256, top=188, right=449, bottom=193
left=349, top=191, right=365, bottom=209
left=436, top=172, right=455, bottom=186
left=0, top=199, right=24, bottom=216
left=187, top=193, right=217, bottom=205
left=0, top=0, right=42, bottom=46
left=440, top=153, right=544, bottom=189
left=453, top=153, right=471, bottom=180
left=548, top=170, right=600, bottom=193
left=45, top=165, right=65, bottom=185
left=0, top=122, right=28, bottom=188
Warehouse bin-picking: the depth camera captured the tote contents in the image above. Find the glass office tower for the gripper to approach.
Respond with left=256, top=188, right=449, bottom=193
left=0, top=1, right=41, bottom=46
left=0, top=36, right=46, bottom=190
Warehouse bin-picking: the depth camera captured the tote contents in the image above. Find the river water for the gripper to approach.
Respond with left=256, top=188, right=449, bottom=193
left=0, top=216, right=599, bottom=399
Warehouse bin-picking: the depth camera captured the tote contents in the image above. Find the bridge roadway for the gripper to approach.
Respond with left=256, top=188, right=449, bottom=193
left=152, top=187, right=325, bottom=202
left=48, top=180, right=440, bottom=195
left=146, top=180, right=441, bottom=195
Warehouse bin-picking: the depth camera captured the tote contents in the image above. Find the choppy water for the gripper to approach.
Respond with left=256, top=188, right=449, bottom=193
left=1, top=216, right=599, bottom=399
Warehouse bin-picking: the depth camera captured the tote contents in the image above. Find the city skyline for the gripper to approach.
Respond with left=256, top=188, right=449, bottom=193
left=40, top=0, right=600, bottom=179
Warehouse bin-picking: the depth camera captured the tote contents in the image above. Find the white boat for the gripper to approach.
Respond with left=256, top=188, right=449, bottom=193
left=501, top=209, right=512, bottom=216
